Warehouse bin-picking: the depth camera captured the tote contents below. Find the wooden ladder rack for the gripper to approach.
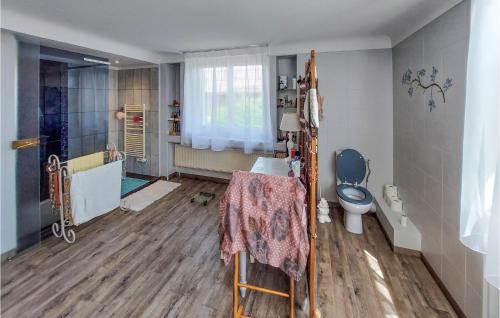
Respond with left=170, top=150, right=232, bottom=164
left=302, top=50, right=319, bottom=318
left=233, top=252, right=295, bottom=318
left=232, top=50, right=320, bottom=318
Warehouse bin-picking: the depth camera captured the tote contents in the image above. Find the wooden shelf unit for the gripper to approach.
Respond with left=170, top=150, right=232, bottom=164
left=168, top=104, right=181, bottom=136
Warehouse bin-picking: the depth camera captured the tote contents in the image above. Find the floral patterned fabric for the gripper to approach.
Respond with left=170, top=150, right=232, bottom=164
left=219, top=171, right=309, bottom=281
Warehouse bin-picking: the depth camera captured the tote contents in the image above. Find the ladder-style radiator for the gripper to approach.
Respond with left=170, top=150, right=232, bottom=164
left=124, top=104, right=146, bottom=160
left=174, top=144, right=272, bottom=173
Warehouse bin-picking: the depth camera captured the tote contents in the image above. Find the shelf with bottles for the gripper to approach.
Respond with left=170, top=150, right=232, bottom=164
left=278, top=74, right=298, bottom=91
left=277, top=95, right=297, bottom=108
left=276, top=55, right=298, bottom=144
left=169, top=107, right=181, bottom=119
left=167, top=98, right=182, bottom=136
left=168, top=120, right=181, bottom=136
left=169, top=99, right=181, bottom=107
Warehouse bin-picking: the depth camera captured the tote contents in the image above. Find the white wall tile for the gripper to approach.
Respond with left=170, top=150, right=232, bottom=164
left=424, top=174, right=443, bottom=216
left=466, top=249, right=484, bottom=295
left=442, top=220, right=466, bottom=274
left=392, top=2, right=482, bottom=315
left=422, top=227, right=442, bottom=276
left=465, top=285, right=482, bottom=318
left=442, top=149, right=462, bottom=191
left=442, top=255, right=466, bottom=309
left=443, top=184, right=460, bottom=232
left=306, top=49, right=393, bottom=201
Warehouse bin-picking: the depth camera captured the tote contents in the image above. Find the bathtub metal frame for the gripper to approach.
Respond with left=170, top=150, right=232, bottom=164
left=47, top=144, right=126, bottom=244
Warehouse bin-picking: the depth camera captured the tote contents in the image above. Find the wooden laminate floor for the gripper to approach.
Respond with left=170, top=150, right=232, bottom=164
left=1, top=178, right=457, bottom=318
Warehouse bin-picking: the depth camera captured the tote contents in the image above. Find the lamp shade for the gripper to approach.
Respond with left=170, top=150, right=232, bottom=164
left=280, top=113, right=301, bottom=132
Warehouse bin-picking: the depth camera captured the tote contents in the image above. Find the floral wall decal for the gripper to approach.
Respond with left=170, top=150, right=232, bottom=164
left=402, top=66, right=453, bottom=111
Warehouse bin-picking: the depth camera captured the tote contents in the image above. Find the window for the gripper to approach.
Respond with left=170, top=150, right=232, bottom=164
left=460, top=0, right=500, bottom=290
left=182, top=47, right=273, bottom=154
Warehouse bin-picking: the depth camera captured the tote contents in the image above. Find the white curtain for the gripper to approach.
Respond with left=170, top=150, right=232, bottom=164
left=182, top=47, right=273, bottom=154
left=460, top=0, right=500, bottom=290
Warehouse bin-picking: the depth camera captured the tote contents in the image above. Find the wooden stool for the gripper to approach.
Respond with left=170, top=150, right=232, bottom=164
left=232, top=252, right=294, bottom=318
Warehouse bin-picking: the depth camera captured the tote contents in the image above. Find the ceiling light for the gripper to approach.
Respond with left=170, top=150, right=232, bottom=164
left=115, top=60, right=120, bottom=64
left=83, top=57, right=110, bottom=65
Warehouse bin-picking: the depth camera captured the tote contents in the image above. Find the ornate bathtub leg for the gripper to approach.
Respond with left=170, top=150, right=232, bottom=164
left=52, top=218, right=75, bottom=244
left=49, top=155, right=76, bottom=244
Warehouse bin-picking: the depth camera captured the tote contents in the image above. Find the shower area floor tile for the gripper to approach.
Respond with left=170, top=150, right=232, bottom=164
left=121, top=177, right=151, bottom=197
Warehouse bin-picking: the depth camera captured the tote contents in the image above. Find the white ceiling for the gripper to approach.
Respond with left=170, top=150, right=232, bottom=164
left=13, top=33, right=155, bottom=68
left=2, top=0, right=462, bottom=61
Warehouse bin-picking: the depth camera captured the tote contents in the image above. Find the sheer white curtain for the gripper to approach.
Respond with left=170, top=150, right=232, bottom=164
left=182, top=47, right=273, bottom=154
left=460, top=0, right=500, bottom=290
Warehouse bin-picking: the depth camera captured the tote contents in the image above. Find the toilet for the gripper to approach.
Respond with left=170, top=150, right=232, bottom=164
left=335, top=149, right=374, bottom=234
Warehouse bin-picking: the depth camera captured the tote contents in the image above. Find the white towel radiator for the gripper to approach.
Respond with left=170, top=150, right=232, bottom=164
left=124, top=104, right=146, bottom=160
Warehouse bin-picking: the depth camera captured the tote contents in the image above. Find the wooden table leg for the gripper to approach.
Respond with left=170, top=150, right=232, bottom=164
left=289, top=277, right=295, bottom=318
left=239, top=250, right=247, bottom=297
left=233, top=252, right=239, bottom=318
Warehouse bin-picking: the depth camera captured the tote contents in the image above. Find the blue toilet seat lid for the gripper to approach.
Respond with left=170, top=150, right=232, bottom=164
left=336, top=149, right=366, bottom=184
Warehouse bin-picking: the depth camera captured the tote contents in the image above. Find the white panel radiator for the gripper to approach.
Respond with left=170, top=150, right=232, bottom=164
left=174, top=144, right=272, bottom=173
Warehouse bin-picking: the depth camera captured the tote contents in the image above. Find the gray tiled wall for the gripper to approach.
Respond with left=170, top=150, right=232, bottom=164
left=392, top=2, right=486, bottom=317
left=115, top=68, right=159, bottom=176
left=107, top=69, right=119, bottom=149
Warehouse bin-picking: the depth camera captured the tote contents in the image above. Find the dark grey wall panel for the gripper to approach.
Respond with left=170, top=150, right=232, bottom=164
left=16, top=41, right=41, bottom=251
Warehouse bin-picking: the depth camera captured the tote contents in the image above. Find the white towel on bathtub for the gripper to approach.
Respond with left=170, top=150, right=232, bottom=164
left=70, top=160, right=122, bottom=225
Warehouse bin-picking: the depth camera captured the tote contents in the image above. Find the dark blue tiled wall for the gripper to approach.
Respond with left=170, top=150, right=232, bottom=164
left=39, top=61, right=109, bottom=200
left=39, top=60, right=68, bottom=200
